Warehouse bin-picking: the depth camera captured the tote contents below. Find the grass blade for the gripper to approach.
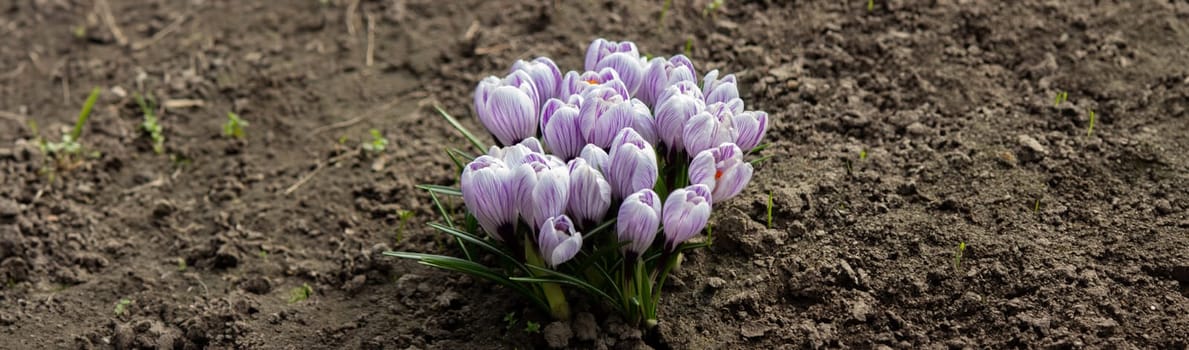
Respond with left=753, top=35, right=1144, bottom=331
left=417, top=184, right=463, bottom=197
left=517, top=265, right=620, bottom=307
left=434, top=105, right=488, bottom=152
left=71, top=87, right=102, bottom=141
left=426, top=190, right=471, bottom=260
left=427, top=222, right=525, bottom=270
left=582, top=218, right=617, bottom=240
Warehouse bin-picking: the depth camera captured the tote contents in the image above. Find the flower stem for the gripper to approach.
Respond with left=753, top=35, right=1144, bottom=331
left=524, top=236, right=571, bottom=320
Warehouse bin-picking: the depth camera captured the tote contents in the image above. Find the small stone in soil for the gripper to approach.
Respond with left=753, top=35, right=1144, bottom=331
left=707, top=277, right=727, bottom=289
left=543, top=321, right=573, bottom=349
left=572, top=312, right=598, bottom=341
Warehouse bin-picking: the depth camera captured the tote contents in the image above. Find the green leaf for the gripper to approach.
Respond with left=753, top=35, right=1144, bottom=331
left=434, top=105, right=488, bottom=152
left=749, top=142, right=770, bottom=154
left=426, top=222, right=524, bottom=269
left=426, top=190, right=471, bottom=260
left=385, top=252, right=548, bottom=310
left=750, top=154, right=776, bottom=165
left=417, top=184, right=462, bottom=197
left=516, top=265, right=621, bottom=310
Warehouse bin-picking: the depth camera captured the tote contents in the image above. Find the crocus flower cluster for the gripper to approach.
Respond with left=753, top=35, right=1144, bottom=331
left=396, top=38, right=769, bottom=325
left=465, top=38, right=768, bottom=269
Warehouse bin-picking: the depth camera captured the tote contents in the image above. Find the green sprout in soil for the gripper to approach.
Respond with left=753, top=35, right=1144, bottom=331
left=396, top=209, right=415, bottom=242
left=223, top=112, right=247, bottom=139
left=953, top=242, right=967, bottom=272
left=867, top=0, right=874, bottom=11
left=503, top=312, right=519, bottom=331
left=176, top=258, right=187, bottom=272
left=362, top=128, right=389, bottom=154
left=524, top=321, right=541, bottom=334
left=766, top=190, right=774, bottom=229
left=1086, top=109, right=1096, bottom=137
left=1053, top=91, right=1068, bottom=106
left=135, top=93, right=165, bottom=154
left=258, top=250, right=269, bottom=260
left=289, top=283, right=314, bottom=303
left=40, top=87, right=101, bottom=158
left=1033, top=198, right=1041, bottom=213
left=683, top=38, right=693, bottom=57
left=703, top=0, right=724, bottom=17
left=114, top=298, right=132, bottom=316
left=859, top=149, right=868, bottom=161
left=658, top=0, right=671, bottom=29
left=337, top=134, right=349, bottom=145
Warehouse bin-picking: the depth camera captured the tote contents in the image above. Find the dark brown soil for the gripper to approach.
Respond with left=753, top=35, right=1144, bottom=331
left=2, top=0, right=1188, bottom=349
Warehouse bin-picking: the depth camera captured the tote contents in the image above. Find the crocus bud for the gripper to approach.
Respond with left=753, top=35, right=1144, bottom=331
left=461, top=156, right=522, bottom=242
left=688, top=143, right=753, bottom=203
left=682, top=102, right=739, bottom=156
left=640, top=55, right=697, bottom=108
left=541, top=96, right=585, bottom=160
left=585, top=38, right=639, bottom=72
left=662, top=184, right=713, bottom=251
left=567, top=158, right=612, bottom=229
left=515, top=154, right=570, bottom=231
left=579, top=144, right=609, bottom=172
left=702, top=70, right=741, bottom=110
left=732, top=110, right=768, bottom=151
left=606, top=128, right=658, bottom=200
left=474, top=71, right=540, bottom=146
left=538, top=215, right=583, bottom=268
left=629, top=99, right=658, bottom=146
left=654, top=81, right=706, bottom=153
left=559, top=68, right=630, bottom=100
left=579, top=86, right=636, bottom=149
left=511, top=57, right=562, bottom=102
left=617, top=189, right=661, bottom=257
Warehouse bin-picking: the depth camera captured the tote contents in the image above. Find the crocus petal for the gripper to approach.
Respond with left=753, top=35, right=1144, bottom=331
left=595, top=52, right=645, bottom=96
left=640, top=55, right=699, bottom=108
left=606, top=128, right=658, bottom=200
left=531, top=166, right=570, bottom=229
left=732, top=110, right=768, bottom=151
left=511, top=57, right=562, bottom=102
left=682, top=102, right=738, bottom=156
left=567, top=158, right=612, bottom=229
left=654, top=81, right=706, bottom=153
left=579, top=144, right=609, bottom=172
left=616, top=189, right=661, bottom=256
left=662, top=184, right=713, bottom=251
left=712, top=157, right=752, bottom=202
left=687, top=149, right=716, bottom=188
left=579, top=87, right=635, bottom=149
left=629, top=99, right=658, bottom=146
left=541, top=98, right=585, bottom=160
left=585, top=38, right=639, bottom=72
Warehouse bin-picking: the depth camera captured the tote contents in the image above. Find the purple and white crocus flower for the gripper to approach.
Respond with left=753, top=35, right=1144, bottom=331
left=460, top=155, right=522, bottom=243
left=559, top=68, right=630, bottom=100
left=511, top=57, right=562, bottom=102
left=640, top=55, right=697, bottom=108
left=654, top=81, right=706, bottom=155
left=566, top=158, right=612, bottom=230
left=617, top=189, right=661, bottom=258
left=606, top=128, right=659, bottom=200
left=689, top=143, right=753, bottom=203
left=541, top=95, right=585, bottom=160
left=474, top=70, right=539, bottom=146
left=662, top=184, right=713, bottom=251
left=578, top=85, right=636, bottom=149
left=538, top=215, right=583, bottom=268
left=585, top=38, right=644, bottom=95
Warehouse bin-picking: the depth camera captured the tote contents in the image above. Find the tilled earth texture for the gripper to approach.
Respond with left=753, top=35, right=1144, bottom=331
left=2, top=0, right=1188, bottom=349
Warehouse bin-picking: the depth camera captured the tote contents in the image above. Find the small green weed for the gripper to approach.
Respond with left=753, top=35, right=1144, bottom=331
left=223, top=112, right=247, bottom=139
left=683, top=38, right=693, bottom=57
left=396, top=209, right=415, bottom=242
left=766, top=190, right=774, bottom=229
left=867, top=0, right=874, bottom=11
left=114, top=298, right=132, bottom=316
left=40, top=87, right=101, bottom=157
left=1054, top=91, right=1068, bottom=106
left=1086, top=109, right=1096, bottom=137
left=289, top=283, right=314, bottom=303
left=135, top=93, right=165, bottom=154
left=953, top=242, right=967, bottom=272
left=362, top=128, right=389, bottom=154
left=176, top=257, right=187, bottom=272
left=703, top=0, right=724, bottom=17
left=504, top=312, right=519, bottom=331
left=524, top=321, right=541, bottom=334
